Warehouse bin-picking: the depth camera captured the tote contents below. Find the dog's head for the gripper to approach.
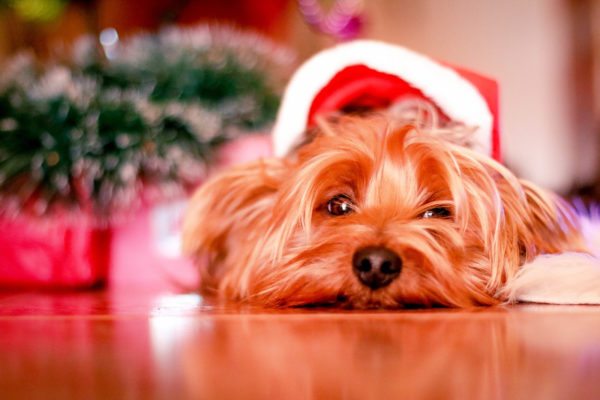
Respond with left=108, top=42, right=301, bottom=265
left=183, top=115, right=584, bottom=308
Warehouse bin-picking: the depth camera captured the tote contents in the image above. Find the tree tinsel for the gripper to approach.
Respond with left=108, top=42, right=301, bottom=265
left=0, top=25, right=294, bottom=221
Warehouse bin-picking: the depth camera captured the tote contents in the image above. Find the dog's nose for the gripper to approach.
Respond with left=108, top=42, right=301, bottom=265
left=352, top=246, right=402, bottom=290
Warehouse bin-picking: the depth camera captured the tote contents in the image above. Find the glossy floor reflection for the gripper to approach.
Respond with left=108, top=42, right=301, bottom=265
left=1, top=290, right=600, bottom=399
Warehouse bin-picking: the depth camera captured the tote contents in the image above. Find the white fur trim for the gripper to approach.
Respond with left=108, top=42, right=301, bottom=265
left=273, top=40, right=494, bottom=156
left=504, top=252, right=600, bottom=305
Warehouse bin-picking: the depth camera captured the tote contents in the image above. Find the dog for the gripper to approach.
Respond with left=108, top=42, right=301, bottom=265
left=182, top=114, right=594, bottom=308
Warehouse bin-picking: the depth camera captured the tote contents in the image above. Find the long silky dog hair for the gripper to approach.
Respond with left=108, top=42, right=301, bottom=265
left=183, top=114, right=587, bottom=308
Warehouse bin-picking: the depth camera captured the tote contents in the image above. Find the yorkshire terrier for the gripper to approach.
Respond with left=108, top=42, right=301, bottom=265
left=182, top=114, right=595, bottom=308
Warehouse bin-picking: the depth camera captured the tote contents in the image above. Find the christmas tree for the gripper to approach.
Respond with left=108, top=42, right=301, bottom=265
left=0, top=25, right=294, bottom=220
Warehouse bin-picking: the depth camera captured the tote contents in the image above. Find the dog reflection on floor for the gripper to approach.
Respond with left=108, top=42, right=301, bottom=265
left=175, top=312, right=600, bottom=399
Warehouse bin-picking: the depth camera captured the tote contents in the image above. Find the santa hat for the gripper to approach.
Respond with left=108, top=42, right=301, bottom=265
left=272, top=40, right=500, bottom=160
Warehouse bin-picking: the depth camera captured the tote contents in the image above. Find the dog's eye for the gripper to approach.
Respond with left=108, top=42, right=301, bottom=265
left=421, top=207, right=451, bottom=219
left=327, top=195, right=354, bottom=216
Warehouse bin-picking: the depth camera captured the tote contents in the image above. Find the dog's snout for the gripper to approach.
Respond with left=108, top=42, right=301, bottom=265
left=352, top=246, right=402, bottom=290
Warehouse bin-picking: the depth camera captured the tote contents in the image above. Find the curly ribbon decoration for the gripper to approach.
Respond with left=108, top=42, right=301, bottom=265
left=298, top=0, right=364, bottom=40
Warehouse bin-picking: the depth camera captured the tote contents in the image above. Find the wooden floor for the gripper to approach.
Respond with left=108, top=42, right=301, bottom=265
left=1, top=289, right=600, bottom=400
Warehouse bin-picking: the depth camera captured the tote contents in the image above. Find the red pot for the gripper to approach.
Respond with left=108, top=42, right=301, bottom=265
left=0, top=215, right=111, bottom=288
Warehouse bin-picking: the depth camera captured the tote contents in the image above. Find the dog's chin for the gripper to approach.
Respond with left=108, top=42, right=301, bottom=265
left=327, top=296, right=429, bottom=310
left=261, top=271, right=456, bottom=310
left=289, top=292, right=443, bottom=310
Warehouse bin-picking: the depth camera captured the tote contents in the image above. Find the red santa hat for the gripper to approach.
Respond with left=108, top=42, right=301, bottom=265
left=272, top=40, right=500, bottom=161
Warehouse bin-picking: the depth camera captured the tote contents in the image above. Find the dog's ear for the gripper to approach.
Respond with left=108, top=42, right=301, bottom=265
left=182, top=158, right=287, bottom=286
left=482, top=175, right=587, bottom=293
left=493, top=178, right=585, bottom=272
left=455, top=152, right=588, bottom=295
left=518, top=180, right=586, bottom=255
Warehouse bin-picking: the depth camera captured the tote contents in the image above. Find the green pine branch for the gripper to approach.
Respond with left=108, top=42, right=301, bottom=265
left=0, top=25, right=294, bottom=220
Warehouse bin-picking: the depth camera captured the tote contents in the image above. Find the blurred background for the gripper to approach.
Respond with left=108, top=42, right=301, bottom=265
left=1, top=0, right=599, bottom=290
left=0, top=0, right=598, bottom=194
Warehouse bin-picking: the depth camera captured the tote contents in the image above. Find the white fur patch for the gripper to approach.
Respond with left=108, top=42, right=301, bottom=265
left=505, top=252, right=600, bottom=305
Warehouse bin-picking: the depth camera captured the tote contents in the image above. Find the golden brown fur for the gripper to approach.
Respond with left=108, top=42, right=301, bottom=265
left=183, top=115, right=587, bottom=308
